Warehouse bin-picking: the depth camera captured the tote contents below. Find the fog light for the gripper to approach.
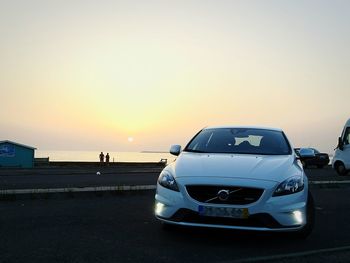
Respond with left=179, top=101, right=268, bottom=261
left=293, top=210, right=303, bottom=224
left=155, top=202, right=165, bottom=214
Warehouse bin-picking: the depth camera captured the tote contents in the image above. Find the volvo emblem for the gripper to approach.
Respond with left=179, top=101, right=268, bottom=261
left=217, top=189, right=230, bottom=201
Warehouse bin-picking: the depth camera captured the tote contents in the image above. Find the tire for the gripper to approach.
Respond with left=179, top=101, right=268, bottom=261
left=335, top=162, right=348, bottom=176
left=292, top=191, right=315, bottom=239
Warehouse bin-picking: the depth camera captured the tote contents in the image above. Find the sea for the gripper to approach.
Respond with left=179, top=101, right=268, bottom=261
left=35, top=150, right=334, bottom=163
left=35, top=150, right=176, bottom=163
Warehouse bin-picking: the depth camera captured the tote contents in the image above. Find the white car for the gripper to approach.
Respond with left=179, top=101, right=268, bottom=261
left=155, top=126, right=314, bottom=237
left=333, top=118, right=350, bottom=175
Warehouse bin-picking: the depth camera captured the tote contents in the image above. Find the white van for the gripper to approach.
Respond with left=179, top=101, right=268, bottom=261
left=333, top=118, right=350, bottom=175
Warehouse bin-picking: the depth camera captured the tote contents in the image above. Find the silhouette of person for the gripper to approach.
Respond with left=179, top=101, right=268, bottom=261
left=99, top=152, right=104, bottom=164
left=106, top=153, right=110, bottom=165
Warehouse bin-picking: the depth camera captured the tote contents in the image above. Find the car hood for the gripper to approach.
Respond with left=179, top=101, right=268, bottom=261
left=170, top=152, right=301, bottom=183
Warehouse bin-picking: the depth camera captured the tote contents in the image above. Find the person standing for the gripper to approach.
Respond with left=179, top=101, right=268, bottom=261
left=106, top=153, right=110, bottom=165
left=99, top=152, right=104, bottom=165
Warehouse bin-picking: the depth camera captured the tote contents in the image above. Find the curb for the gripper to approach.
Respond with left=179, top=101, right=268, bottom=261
left=0, top=180, right=350, bottom=197
left=0, top=185, right=156, bottom=196
left=309, top=180, right=350, bottom=185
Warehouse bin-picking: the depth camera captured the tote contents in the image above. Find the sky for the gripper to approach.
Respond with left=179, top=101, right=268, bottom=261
left=1, top=0, right=349, bottom=153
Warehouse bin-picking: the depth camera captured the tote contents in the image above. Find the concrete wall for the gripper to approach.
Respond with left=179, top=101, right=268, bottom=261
left=0, top=143, right=34, bottom=168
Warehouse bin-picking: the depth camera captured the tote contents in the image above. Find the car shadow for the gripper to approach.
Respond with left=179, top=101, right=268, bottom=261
left=159, top=224, right=310, bottom=246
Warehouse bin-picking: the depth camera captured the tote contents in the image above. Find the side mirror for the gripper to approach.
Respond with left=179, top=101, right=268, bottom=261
left=338, top=137, right=344, bottom=151
left=170, top=145, right=182, bottom=156
left=298, top=148, right=315, bottom=158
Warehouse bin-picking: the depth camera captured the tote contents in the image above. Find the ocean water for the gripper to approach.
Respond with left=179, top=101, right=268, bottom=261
left=35, top=150, right=176, bottom=163
left=35, top=150, right=334, bottom=164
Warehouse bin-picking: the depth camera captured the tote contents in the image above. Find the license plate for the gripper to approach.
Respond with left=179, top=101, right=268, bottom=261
left=198, top=205, right=249, bottom=219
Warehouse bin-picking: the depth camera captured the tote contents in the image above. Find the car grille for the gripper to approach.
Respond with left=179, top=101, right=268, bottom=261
left=185, top=185, right=264, bottom=205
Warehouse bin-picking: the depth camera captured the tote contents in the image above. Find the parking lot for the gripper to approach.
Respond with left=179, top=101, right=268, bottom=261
left=1, top=185, right=350, bottom=263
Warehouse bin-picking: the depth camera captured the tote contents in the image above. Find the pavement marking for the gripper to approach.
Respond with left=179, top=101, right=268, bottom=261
left=1, top=180, right=350, bottom=195
left=228, top=245, right=350, bottom=262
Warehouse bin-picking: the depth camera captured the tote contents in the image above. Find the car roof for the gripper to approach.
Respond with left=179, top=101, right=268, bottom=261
left=203, top=126, right=283, bottom=132
left=346, top=118, right=350, bottom=127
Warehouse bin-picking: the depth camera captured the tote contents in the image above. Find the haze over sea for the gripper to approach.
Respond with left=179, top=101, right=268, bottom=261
left=35, top=150, right=175, bottom=163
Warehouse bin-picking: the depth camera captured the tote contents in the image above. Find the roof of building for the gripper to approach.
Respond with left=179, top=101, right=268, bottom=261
left=0, top=140, right=36, bottom=150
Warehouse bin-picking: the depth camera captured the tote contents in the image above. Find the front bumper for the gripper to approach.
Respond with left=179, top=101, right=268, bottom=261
left=155, top=177, right=308, bottom=232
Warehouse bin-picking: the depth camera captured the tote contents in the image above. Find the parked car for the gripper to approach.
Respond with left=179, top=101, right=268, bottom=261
left=294, top=148, right=330, bottom=168
left=333, top=118, right=350, bottom=175
left=155, top=126, right=315, bottom=238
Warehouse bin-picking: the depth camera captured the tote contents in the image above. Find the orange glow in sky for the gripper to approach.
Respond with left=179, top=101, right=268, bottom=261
left=1, top=1, right=349, bottom=153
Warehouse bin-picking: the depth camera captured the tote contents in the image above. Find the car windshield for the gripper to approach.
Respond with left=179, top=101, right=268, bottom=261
left=185, top=128, right=292, bottom=155
left=311, top=148, right=320, bottom=154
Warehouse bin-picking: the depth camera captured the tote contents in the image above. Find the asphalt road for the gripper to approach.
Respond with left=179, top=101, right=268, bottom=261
left=0, top=167, right=162, bottom=190
left=1, top=187, right=350, bottom=263
left=0, top=166, right=349, bottom=190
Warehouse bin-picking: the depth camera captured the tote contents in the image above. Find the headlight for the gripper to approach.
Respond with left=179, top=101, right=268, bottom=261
left=273, top=176, right=304, bottom=196
left=157, top=171, right=179, bottom=192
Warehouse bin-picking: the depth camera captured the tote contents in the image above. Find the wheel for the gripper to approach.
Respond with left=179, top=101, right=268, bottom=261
left=292, top=191, right=315, bottom=239
left=335, top=162, right=348, bottom=176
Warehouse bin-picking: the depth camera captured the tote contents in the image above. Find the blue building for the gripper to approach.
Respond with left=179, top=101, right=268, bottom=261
left=0, top=140, right=36, bottom=168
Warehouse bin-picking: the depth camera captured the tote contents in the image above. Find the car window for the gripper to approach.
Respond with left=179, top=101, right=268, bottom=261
left=185, top=128, right=291, bottom=155
left=311, top=148, right=320, bottom=154
left=344, top=127, right=350, bottom=145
